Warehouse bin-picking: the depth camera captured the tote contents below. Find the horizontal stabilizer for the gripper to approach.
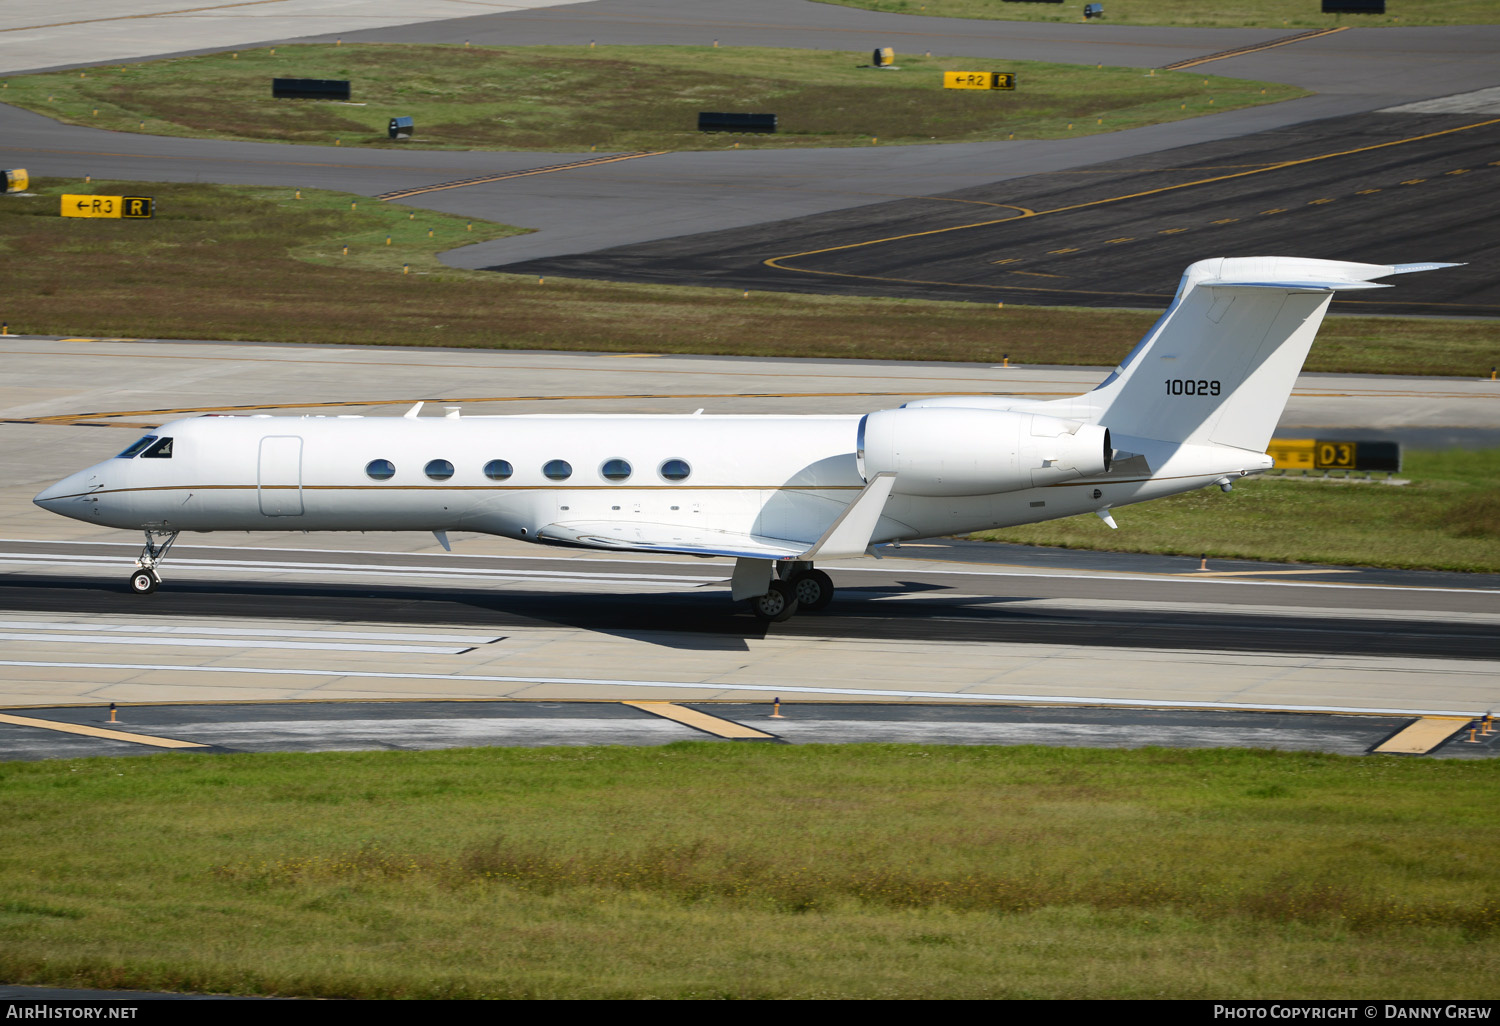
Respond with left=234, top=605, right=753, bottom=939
left=1201, top=280, right=1390, bottom=291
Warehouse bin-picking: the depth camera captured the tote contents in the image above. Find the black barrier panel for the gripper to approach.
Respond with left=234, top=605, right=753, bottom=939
left=1319, top=440, right=1401, bottom=472
left=389, top=116, right=414, bottom=139
left=698, top=112, right=777, bottom=134
left=1085, top=3, right=1104, bottom=17
left=1322, top=0, right=1384, bottom=11
left=273, top=78, right=351, bottom=101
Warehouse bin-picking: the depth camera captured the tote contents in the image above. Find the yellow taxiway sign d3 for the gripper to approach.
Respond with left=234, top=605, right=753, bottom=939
left=60, top=195, right=154, bottom=219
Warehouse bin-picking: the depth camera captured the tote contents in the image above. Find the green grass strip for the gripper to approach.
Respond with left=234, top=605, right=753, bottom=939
left=0, top=44, right=1305, bottom=150
left=3, top=179, right=1494, bottom=376
left=0, top=743, right=1496, bottom=998
left=971, top=449, right=1500, bottom=573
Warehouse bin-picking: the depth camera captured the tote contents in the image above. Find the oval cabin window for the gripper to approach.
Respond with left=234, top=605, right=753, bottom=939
left=365, top=459, right=396, bottom=481
left=483, top=459, right=514, bottom=481
left=659, top=458, right=691, bottom=482
left=543, top=460, right=573, bottom=481
left=601, top=458, right=632, bottom=481
left=424, top=459, right=455, bottom=481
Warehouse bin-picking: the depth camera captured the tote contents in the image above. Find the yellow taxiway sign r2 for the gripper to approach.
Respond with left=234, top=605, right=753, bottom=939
left=943, top=71, right=1015, bottom=90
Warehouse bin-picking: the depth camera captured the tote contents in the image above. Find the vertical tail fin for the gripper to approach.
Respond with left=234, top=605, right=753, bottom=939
left=1087, top=257, right=1457, bottom=451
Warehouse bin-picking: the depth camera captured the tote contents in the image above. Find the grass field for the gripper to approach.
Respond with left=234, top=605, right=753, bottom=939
left=971, top=449, right=1500, bottom=573
left=0, top=743, right=1496, bottom=999
left=3, top=179, right=1496, bottom=378
left=0, top=44, right=1304, bottom=150
left=814, top=0, right=1500, bottom=28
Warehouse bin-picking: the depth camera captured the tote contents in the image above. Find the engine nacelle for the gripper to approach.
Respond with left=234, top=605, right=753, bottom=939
left=857, top=407, right=1111, bottom=496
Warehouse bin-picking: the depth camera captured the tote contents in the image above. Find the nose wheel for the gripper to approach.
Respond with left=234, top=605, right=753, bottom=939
left=129, top=568, right=161, bottom=595
left=128, top=529, right=177, bottom=595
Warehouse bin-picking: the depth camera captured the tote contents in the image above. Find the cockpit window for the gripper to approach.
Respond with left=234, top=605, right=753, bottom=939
left=140, top=437, right=174, bottom=459
left=116, top=436, right=158, bottom=459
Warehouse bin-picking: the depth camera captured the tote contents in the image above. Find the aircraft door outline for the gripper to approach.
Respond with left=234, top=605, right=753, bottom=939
left=258, top=436, right=304, bottom=516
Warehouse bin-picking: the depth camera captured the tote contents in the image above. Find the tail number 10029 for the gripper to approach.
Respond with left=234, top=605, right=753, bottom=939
left=1165, top=379, right=1221, bottom=396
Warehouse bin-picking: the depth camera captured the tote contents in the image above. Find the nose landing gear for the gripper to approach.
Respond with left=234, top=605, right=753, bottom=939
left=128, top=529, right=178, bottom=595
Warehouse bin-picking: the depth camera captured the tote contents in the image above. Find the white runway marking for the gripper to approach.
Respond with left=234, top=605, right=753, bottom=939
left=0, top=633, right=475, bottom=655
left=0, top=660, right=1485, bottom=719
left=0, top=620, right=500, bottom=644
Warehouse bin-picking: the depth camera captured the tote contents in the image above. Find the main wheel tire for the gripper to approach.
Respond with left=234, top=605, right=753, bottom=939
left=751, top=580, right=799, bottom=622
left=790, top=569, right=835, bottom=612
left=129, top=569, right=160, bottom=595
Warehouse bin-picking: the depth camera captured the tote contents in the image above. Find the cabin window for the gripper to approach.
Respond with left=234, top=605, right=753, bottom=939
left=365, top=459, right=396, bottom=481
left=600, top=458, right=632, bottom=482
left=424, top=459, right=455, bottom=481
left=116, top=436, right=158, bottom=459
left=140, top=437, right=174, bottom=459
left=483, top=459, right=514, bottom=481
left=659, top=458, right=691, bottom=482
left=543, top=459, right=573, bottom=481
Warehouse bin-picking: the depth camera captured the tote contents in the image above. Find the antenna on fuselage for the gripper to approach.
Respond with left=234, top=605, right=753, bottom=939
left=403, top=401, right=424, bottom=418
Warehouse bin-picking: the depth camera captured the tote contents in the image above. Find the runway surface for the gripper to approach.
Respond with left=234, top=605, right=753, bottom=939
left=3, top=338, right=1498, bottom=761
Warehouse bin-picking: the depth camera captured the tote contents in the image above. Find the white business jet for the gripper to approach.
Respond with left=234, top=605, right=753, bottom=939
left=35, top=257, right=1452, bottom=620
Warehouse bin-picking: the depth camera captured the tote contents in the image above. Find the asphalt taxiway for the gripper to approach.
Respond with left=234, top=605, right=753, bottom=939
left=503, top=110, right=1500, bottom=314
left=4, top=2, right=1499, bottom=281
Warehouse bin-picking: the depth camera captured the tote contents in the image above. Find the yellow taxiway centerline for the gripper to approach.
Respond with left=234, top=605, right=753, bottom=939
left=764, top=116, right=1500, bottom=295
left=0, top=712, right=209, bottom=749
left=621, top=701, right=778, bottom=741
left=1161, top=26, right=1348, bottom=71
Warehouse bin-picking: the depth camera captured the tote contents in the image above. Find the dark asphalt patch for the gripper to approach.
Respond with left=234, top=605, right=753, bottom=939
left=495, top=112, right=1500, bottom=315
left=4, top=700, right=1493, bottom=762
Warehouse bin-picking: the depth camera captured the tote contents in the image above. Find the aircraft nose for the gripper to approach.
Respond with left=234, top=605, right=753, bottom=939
left=34, top=469, right=100, bottom=518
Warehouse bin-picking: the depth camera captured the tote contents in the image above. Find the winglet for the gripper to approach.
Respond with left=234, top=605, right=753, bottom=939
left=800, top=472, right=897, bottom=561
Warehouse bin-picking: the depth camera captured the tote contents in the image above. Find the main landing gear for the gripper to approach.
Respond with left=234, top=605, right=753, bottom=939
left=750, top=562, right=835, bottom=622
left=129, top=529, right=178, bottom=595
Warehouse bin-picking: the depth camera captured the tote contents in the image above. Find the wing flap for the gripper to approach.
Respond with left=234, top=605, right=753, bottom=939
left=537, top=521, right=806, bottom=560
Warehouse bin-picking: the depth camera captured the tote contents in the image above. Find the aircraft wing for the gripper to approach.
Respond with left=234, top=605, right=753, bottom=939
left=536, top=474, right=900, bottom=564
left=536, top=521, right=808, bottom=560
